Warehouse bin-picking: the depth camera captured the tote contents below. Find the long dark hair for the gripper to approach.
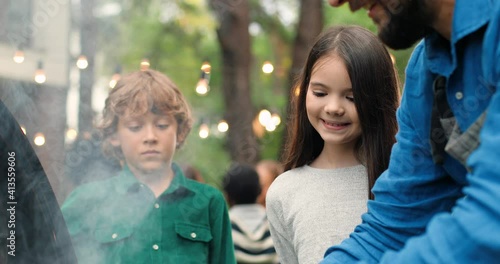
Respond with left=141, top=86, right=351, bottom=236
left=281, top=25, right=400, bottom=199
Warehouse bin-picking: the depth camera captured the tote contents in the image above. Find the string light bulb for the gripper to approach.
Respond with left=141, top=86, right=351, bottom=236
left=34, top=132, right=46, bottom=146
left=195, top=77, right=209, bottom=95
left=217, top=120, right=229, bottom=133
left=199, top=124, right=209, bottom=139
left=109, top=73, right=120, bottom=88
left=262, top=61, right=274, bottom=74
left=109, top=65, right=122, bottom=88
left=265, top=123, right=277, bottom=132
left=140, top=58, right=150, bottom=71
left=13, top=49, right=25, bottom=63
left=257, top=110, right=281, bottom=133
left=34, top=61, right=46, bottom=84
left=195, top=68, right=210, bottom=95
left=66, top=128, right=78, bottom=143
left=76, top=55, right=88, bottom=69
left=201, top=61, right=211, bottom=74
left=271, top=113, right=281, bottom=126
left=258, top=109, right=272, bottom=126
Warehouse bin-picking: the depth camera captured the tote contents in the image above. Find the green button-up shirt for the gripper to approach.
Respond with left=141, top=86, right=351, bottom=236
left=61, top=163, right=236, bottom=264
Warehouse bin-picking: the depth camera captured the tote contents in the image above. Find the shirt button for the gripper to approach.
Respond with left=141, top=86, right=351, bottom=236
left=112, top=233, right=118, bottom=239
left=152, top=244, right=159, bottom=250
left=190, top=232, right=197, bottom=239
left=154, top=203, right=160, bottom=209
left=455, top=91, right=463, bottom=100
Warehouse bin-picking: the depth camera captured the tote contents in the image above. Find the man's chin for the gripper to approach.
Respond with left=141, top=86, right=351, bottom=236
left=378, top=23, right=427, bottom=50
left=379, top=32, right=419, bottom=50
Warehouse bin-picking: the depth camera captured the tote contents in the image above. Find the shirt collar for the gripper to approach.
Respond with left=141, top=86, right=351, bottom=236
left=424, top=0, right=491, bottom=76
left=115, top=163, right=195, bottom=198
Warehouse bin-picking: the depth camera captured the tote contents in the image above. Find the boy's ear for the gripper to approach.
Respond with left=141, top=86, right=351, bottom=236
left=108, top=133, right=121, bottom=147
left=176, top=133, right=185, bottom=148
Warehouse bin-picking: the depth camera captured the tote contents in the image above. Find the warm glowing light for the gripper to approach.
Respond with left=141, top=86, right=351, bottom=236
left=294, top=87, right=300, bottom=97
left=265, top=123, right=277, bottom=132
left=199, top=124, right=209, bottom=139
left=13, top=50, right=25, bottom=63
left=217, top=120, right=229, bottom=133
left=140, top=59, right=150, bottom=71
left=34, top=133, right=45, bottom=146
left=35, top=61, right=46, bottom=84
left=34, top=69, right=46, bottom=84
left=66, top=128, right=78, bottom=141
left=76, top=55, right=88, bottom=69
left=271, top=113, right=281, bottom=126
left=258, top=109, right=272, bottom=126
left=262, top=61, right=274, bottom=74
left=195, top=69, right=211, bottom=96
left=196, top=78, right=209, bottom=95
left=201, top=61, right=211, bottom=73
left=109, top=73, right=121, bottom=88
left=20, top=126, right=26, bottom=135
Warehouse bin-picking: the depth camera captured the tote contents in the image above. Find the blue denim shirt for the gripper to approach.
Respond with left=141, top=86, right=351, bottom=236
left=322, top=0, right=500, bottom=263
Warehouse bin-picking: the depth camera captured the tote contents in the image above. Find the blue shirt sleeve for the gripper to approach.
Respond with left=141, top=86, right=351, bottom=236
left=322, top=2, right=500, bottom=263
left=381, top=4, right=500, bottom=262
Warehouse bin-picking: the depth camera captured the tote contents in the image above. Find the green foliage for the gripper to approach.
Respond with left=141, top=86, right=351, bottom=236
left=97, top=1, right=231, bottom=187
left=175, top=127, right=231, bottom=189
left=97, top=0, right=415, bottom=188
left=258, top=123, right=286, bottom=160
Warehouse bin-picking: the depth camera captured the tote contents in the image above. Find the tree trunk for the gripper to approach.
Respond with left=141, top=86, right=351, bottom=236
left=288, top=0, right=323, bottom=88
left=281, top=0, right=323, bottom=159
left=209, top=0, right=260, bottom=165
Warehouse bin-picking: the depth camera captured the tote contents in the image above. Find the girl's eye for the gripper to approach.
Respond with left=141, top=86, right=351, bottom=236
left=157, top=124, right=170, bottom=129
left=346, top=96, right=355, bottom=102
left=312, top=91, right=327, bottom=97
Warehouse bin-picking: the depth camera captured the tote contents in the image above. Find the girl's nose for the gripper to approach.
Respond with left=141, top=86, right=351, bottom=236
left=325, top=99, right=345, bottom=116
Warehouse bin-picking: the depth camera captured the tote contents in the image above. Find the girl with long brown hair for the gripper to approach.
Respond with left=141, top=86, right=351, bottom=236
left=266, top=25, right=399, bottom=264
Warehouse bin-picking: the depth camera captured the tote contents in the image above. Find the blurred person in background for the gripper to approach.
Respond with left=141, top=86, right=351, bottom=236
left=255, top=160, right=284, bottom=207
left=181, top=163, right=206, bottom=183
left=223, top=163, right=278, bottom=264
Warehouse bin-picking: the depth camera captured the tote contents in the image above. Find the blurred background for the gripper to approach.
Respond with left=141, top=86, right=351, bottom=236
left=0, top=0, right=414, bottom=203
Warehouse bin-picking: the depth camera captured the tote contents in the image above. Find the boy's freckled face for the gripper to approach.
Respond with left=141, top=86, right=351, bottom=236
left=110, top=111, right=178, bottom=176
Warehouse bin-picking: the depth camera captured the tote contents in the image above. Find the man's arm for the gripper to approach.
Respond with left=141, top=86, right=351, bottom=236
left=378, top=3, right=500, bottom=262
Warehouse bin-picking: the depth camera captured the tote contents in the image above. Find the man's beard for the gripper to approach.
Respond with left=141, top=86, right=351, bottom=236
left=378, top=0, right=433, bottom=50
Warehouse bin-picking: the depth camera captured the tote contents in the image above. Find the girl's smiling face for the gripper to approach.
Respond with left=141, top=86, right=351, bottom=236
left=306, top=53, right=361, bottom=149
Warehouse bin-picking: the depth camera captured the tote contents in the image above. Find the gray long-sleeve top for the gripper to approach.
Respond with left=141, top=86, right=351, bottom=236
left=266, top=165, right=368, bottom=264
